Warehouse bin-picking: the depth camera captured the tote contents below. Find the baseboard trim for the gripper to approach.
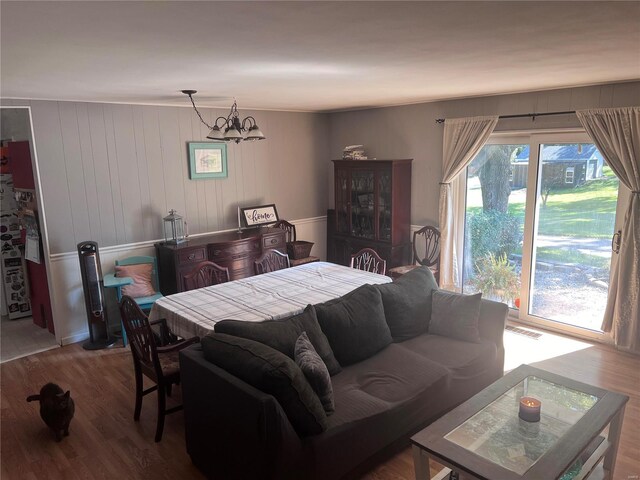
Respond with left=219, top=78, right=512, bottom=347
left=61, top=331, right=89, bottom=346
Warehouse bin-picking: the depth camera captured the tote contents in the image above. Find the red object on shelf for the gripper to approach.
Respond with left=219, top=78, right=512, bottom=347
left=0, top=146, right=9, bottom=173
left=25, top=260, right=54, bottom=333
left=8, top=142, right=35, bottom=188
left=8, top=141, right=54, bottom=334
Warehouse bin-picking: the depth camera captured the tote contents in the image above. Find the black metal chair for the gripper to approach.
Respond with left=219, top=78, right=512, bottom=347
left=119, top=295, right=199, bottom=442
left=350, top=248, right=387, bottom=275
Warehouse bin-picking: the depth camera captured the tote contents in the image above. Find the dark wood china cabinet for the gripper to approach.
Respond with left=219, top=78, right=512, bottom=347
left=328, top=159, right=412, bottom=269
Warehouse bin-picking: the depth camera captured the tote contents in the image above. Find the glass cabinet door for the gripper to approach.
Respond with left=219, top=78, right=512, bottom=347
left=378, top=169, right=392, bottom=241
left=350, top=169, right=375, bottom=238
left=335, top=167, right=350, bottom=234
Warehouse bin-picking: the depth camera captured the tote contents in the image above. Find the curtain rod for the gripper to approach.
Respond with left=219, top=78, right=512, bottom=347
left=435, top=110, right=576, bottom=124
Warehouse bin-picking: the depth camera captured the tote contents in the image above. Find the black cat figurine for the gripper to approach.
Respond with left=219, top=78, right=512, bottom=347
left=26, top=383, right=75, bottom=441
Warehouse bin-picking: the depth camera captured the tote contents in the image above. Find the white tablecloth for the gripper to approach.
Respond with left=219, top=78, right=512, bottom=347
left=149, top=261, right=392, bottom=339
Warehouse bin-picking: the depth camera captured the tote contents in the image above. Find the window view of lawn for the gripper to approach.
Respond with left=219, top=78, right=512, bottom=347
left=464, top=143, right=618, bottom=332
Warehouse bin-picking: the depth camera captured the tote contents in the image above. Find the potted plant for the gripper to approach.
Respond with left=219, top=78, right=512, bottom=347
left=470, top=253, right=520, bottom=304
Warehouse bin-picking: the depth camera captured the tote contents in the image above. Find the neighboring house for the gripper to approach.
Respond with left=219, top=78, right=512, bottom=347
left=511, top=144, right=604, bottom=188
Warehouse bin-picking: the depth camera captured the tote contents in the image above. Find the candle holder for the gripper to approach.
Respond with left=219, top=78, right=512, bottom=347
left=519, top=396, right=541, bottom=422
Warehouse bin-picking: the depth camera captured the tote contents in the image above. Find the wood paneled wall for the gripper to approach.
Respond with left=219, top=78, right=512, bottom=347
left=327, top=81, right=640, bottom=227
left=1, top=100, right=329, bottom=254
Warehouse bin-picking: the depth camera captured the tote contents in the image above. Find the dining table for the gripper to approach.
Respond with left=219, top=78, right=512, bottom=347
left=148, top=261, right=392, bottom=339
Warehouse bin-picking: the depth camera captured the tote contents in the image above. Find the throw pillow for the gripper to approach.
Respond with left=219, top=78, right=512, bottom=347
left=429, top=290, right=482, bottom=343
left=375, top=266, right=439, bottom=342
left=314, top=284, right=392, bottom=366
left=295, top=332, right=335, bottom=415
left=215, top=305, right=341, bottom=375
left=201, top=333, right=327, bottom=437
left=116, top=263, right=156, bottom=298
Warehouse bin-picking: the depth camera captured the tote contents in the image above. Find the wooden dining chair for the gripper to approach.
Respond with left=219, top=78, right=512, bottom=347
left=254, top=250, right=290, bottom=275
left=350, top=248, right=387, bottom=275
left=182, top=261, right=230, bottom=291
left=272, top=220, right=296, bottom=243
left=119, top=295, right=199, bottom=442
left=388, top=226, right=441, bottom=283
left=413, top=226, right=441, bottom=283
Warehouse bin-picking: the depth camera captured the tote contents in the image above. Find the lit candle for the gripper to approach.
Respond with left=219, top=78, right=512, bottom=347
left=519, top=396, right=541, bottom=422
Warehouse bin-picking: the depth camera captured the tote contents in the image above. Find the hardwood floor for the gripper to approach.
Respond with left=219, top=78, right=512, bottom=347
left=1, top=329, right=638, bottom=480
left=1, top=345, right=201, bottom=480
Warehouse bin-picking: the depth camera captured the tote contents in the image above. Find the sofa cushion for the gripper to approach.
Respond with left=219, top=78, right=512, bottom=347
left=295, top=332, right=334, bottom=415
left=399, top=334, right=499, bottom=407
left=375, top=267, right=439, bottom=341
left=201, top=333, right=327, bottom=437
left=331, top=343, right=450, bottom=408
left=215, top=304, right=341, bottom=375
left=314, top=284, right=392, bottom=366
left=400, top=334, right=497, bottom=382
left=305, top=343, right=450, bottom=479
left=429, top=290, right=482, bottom=343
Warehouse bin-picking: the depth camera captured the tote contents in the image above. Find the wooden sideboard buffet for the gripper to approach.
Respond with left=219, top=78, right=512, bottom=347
left=155, top=227, right=286, bottom=294
left=327, top=159, right=412, bottom=269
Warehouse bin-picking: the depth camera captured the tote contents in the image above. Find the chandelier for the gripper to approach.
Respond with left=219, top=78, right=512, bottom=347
left=181, top=90, right=266, bottom=144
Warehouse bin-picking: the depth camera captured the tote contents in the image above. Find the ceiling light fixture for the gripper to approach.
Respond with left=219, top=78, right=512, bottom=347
left=181, top=90, right=265, bottom=144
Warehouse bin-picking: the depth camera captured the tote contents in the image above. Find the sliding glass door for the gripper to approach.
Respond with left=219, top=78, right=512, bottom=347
left=462, top=132, right=622, bottom=339
left=526, top=139, right=620, bottom=332
left=462, top=141, right=528, bottom=309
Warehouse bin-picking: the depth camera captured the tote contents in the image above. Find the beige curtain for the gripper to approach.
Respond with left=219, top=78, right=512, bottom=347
left=439, top=116, right=498, bottom=291
left=577, top=107, right=640, bottom=352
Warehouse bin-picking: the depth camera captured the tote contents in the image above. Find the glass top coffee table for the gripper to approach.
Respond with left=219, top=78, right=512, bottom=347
left=411, top=365, right=628, bottom=480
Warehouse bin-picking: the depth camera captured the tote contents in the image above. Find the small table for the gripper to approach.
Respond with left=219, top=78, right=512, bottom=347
left=411, top=364, right=628, bottom=480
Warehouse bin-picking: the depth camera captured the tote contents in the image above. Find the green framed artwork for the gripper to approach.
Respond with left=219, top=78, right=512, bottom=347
left=188, top=142, right=227, bottom=179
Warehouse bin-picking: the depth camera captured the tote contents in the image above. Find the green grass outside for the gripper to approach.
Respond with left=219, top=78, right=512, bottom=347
left=535, top=247, right=611, bottom=270
left=467, top=167, right=619, bottom=239
left=537, top=173, right=618, bottom=239
left=466, top=167, right=618, bottom=269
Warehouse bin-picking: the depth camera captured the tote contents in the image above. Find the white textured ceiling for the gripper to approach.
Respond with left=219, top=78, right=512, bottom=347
left=1, top=1, right=639, bottom=112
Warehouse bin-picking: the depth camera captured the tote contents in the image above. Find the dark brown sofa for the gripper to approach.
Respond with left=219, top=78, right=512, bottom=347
left=179, top=272, right=508, bottom=480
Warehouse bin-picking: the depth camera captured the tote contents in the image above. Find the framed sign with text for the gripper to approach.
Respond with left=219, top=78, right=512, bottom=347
left=240, top=204, right=279, bottom=228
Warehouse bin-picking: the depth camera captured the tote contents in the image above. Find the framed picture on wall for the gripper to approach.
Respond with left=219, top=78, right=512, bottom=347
left=188, top=142, right=227, bottom=179
left=240, top=204, right=279, bottom=227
